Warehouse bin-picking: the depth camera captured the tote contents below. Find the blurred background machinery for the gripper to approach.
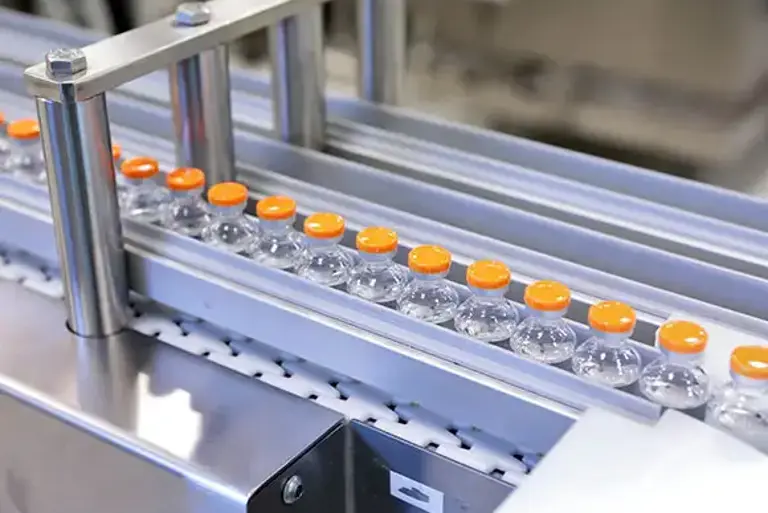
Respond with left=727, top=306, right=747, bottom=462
left=7, top=0, right=768, bottom=188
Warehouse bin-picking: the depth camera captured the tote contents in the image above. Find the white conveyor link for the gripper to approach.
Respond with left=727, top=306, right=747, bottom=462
left=0, top=246, right=534, bottom=484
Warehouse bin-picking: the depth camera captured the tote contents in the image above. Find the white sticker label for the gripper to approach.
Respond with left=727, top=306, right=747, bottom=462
left=389, top=470, right=444, bottom=513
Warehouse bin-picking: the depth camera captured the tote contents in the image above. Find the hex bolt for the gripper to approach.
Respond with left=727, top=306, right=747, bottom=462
left=281, top=475, right=304, bottom=505
left=45, top=48, right=88, bottom=78
left=174, top=2, right=212, bottom=27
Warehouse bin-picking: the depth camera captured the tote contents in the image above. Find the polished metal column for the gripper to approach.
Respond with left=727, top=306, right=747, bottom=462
left=269, top=6, right=326, bottom=149
left=169, top=2, right=235, bottom=186
left=357, top=0, right=406, bottom=104
left=36, top=49, right=128, bottom=337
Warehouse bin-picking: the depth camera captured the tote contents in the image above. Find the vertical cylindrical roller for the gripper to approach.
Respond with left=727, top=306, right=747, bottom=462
left=357, top=0, right=406, bottom=104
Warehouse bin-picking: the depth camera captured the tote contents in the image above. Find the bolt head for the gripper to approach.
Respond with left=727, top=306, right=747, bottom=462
left=46, top=48, right=87, bottom=78
left=281, top=475, right=304, bottom=505
left=174, top=2, right=211, bottom=27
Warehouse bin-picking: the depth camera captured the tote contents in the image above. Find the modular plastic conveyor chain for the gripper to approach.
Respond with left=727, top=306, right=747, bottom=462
left=0, top=247, right=530, bottom=486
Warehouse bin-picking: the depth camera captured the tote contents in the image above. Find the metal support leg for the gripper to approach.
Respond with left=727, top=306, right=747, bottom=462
left=169, top=45, right=235, bottom=186
left=357, top=0, right=406, bottom=104
left=36, top=92, right=129, bottom=337
left=269, top=6, right=326, bottom=149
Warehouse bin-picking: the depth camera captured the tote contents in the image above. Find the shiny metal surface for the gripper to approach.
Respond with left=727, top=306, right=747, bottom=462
left=0, top=280, right=345, bottom=513
left=169, top=45, right=235, bottom=186
left=23, top=0, right=329, bottom=102
left=35, top=93, right=128, bottom=336
left=350, top=421, right=515, bottom=513
left=357, top=0, right=406, bottom=104
left=269, top=6, right=326, bottom=148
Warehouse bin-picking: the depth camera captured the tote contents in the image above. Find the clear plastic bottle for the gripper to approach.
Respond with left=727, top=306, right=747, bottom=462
left=3, top=119, right=45, bottom=183
left=572, top=301, right=642, bottom=388
left=638, top=320, right=711, bottom=409
left=296, top=212, right=353, bottom=286
left=706, top=346, right=768, bottom=453
left=202, top=182, right=259, bottom=253
left=397, top=245, right=460, bottom=324
left=118, top=156, right=170, bottom=223
left=347, top=227, right=408, bottom=303
left=161, top=167, right=211, bottom=237
left=454, top=260, right=519, bottom=343
left=251, top=195, right=304, bottom=269
left=510, top=280, right=577, bottom=363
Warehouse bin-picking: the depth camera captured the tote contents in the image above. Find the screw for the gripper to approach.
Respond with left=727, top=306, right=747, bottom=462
left=174, top=2, right=212, bottom=27
left=45, top=48, right=87, bottom=78
left=281, top=475, right=304, bottom=505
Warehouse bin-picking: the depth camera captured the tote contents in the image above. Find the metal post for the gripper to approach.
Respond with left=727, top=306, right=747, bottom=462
left=357, top=0, right=406, bottom=104
left=36, top=49, right=129, bottom=337
left=169, top=2, right=235, bottom=187
left=269, top=6, right=326, bottom=149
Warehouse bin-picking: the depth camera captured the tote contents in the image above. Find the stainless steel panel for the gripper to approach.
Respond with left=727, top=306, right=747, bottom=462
left=0, top=279, right=345, bottom=512
left=350, top=420, right=516, bottom=513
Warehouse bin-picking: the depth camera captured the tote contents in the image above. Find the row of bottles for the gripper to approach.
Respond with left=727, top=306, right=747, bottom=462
left=2, top=116, right=766, bottom=454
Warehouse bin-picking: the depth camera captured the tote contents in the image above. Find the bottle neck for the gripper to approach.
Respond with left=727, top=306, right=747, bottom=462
left=260, top=217, right=295, bottom=235
left=124, top=175, right=157, bottom=188
left=658, top=347, right=704, bottom=365
left=467, top=284, right=508, bottom=301
left=411, top=270, right=448, bottom=283
left=359, top=251, right=395, bottom=268
left=305, top=235, right=342, bottom=250
left=595, top=331, right=630, bottom=347
left=529, top=308, right=567, bottom=324
left=730, top=373, right=768, bottom=391
left=171, top=187, right=203, bottom=201
left=211, top=203, right=246, bottom=218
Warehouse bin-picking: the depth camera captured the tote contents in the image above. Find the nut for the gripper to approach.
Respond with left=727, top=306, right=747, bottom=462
left=45, top=48, right=87, bottom=78
left=174, top=2, right=212, bottom=27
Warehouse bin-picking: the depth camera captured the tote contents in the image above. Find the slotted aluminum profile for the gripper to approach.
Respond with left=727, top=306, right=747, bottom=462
left=22, top=0, right=405, bottom=337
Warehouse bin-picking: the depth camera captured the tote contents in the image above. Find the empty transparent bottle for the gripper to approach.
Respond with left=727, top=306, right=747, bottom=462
left=202, top=182, right=259, bottom=253
left=510, top=280, right=577, bottom=363
left=347, top=227, right=408, bottom=303
left=397, top=245, right=460, bottom=324
left=296, top=213, right=353, bottom=286
left=572, top=301, right=642, bottom=388
left=454, top=260, right=518, bottom=343
left=706, top=346, right=768, bottom=453
left=638, top=320, right=711, bottom=410
left=3, top=119, right=45, bottom=183
left=162, top=167, right=211, bottom=237
left=118, top=156, right=170, bottom=223
left=251, top=195, right=304, bottom=269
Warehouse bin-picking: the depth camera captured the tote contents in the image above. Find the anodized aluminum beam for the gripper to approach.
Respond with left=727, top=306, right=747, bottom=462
left=23, top=0, right=330, bottom=102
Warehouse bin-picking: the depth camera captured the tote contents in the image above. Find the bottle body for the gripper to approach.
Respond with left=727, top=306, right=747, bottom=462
left=638, top=350, right=710, bottom=409
left=162, top=188, right=211, bottom=237
left=454, top=287, right=519, bottom=343
left=252, top=218, right=305, bottom=269
left=119, top=177, right=170, bottom=223
left=5, top=138, right=45, bottom=183
left=706, top=376, right=768, bottom=453
left=296, top=236, right=354, bottom=286
left=510, top=310, right=577, bottom=363
left=202, top=203, right=259, bottom=253
left=398, top=271, right=460, bottom=324
left=572, top=333, right=642, bottom=387
left=347, top=251, right=409, bottom=303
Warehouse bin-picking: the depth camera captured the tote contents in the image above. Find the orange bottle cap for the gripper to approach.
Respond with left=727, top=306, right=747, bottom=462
left=357, top=227, right=398, bottom=254
left=524, top=280, right=571, bottom=311
left=112, top=143, right=122, bottom=161
left=208, top=182, right=249, bottom=207
left=7, top=119, right=40, bottom=140
left=120, top=156, right=159, bottom=179
left=304, top=213, right=346, bottom=239
left=408, top=245, right=451, bottom=274
left=657, top=320, right=707, bottom=354
left=466, top=260, right=511, bottom=290
left=257, top=196, right=297, bottom=221
left=588, top=301, right=636, bottom=334
left=730, top=346, right=768, bottom=380
left=167, top=167, right=205, bottom=191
